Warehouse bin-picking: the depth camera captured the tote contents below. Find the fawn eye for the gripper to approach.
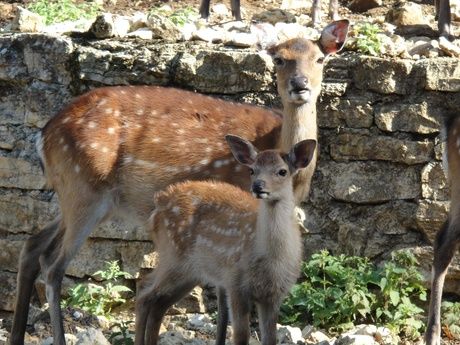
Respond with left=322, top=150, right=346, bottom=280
left=278, top=169, right=287, bottom=176
left=316, top=57, right=325, bottom=64
left=249, top=168, right=255, bottom=175
left=273, top=57, right=285, bottom=67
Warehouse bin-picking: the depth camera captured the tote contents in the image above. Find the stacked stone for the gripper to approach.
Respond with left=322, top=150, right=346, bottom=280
left=0, top=33, right=459, bottom=313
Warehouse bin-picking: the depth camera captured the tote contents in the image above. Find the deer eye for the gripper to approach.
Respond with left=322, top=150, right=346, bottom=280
left=249, top=168, right=255, bottom=175
left=316, top=57, right=325, bottom=64
left=273, top=57, right=285, bottom=67
left=278, top=169, right=287, bottom=176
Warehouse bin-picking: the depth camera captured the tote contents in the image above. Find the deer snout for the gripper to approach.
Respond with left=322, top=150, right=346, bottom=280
left=252, top=180, right=269, bottom=199
left=288, top=76, right=311, bottom=104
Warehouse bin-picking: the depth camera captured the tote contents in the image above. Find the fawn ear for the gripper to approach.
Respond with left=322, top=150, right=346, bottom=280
left=288, top=140, right=316, bottom=170
left=226, top=135, right=258, bottom=166
left=251, top=23, right=279, bottom=51
left=319, top=19, right=349, bottom=55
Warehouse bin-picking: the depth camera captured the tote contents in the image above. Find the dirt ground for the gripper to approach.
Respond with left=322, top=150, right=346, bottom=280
left=0, top=0, right=443, bottom=33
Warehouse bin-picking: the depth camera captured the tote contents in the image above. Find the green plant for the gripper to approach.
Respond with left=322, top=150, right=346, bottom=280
left=109, top=320, right=135, bottom=345
left=353, top=22, right=384, bottom=56
left=375, top=251, right=427, bottom=339
left=441, top=301, right=460, bottom=339
left=149, top=6, right=197, bottom=27
left=280, top=250, right=427, bottom=339
left=63, top=260, right=132, bottom=317
left=28, top=0, right=100, bottom=25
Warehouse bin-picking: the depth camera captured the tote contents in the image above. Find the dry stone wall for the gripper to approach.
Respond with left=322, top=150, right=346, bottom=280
left=0, top=32, right=459, bottom=313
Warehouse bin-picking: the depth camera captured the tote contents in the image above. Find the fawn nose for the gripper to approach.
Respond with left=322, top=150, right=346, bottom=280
left=252, top=180, right=265, bottom=193
left=289, top=75, right=309, bottom=91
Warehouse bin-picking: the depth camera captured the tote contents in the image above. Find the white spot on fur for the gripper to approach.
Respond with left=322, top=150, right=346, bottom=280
left=124, top=155, right=134, bottom=164
left=90, top=142, right=99, bottom=149
left=76, top=118, right=84, bottom=125
left=62, top=117, right=70, bottom=124
left=108, top=127, right=115, bottom=134
left=151, top=110, right=158, bottom=116
left=88, top=121, right=96, bottom=129
left=153, top=138, right=161, bottom=143
left=172, top=122, right=179, bottom=127
left=135, top=159, right=158, bottom=169
left=213, top=160, right=224, bottom=168
left=59, top=137, right=64, bottom=144
left=121, top=90, right=126, bottom=95
left=457, top=138, right=460, bottom=148
left=98, top=99, right=107, bottom=106
left=135, top=93, right=141, bottom=99
left=105, top=108, right=113, bottom=115
left=113, top=109, right=121, bottom=117
left=35, top=132, right=46, bottom=166
left=63, top=145, right=69, bottom=152
left=187, top=99, right=193, bottom=105
left=200, top=159, right=210, bottom=166
left=101, top=147, right=109, bottom=153
left=178, top=129, right=184, bottom=134
left=136, top=109, right=144, bottom=116
left=75, top=164, right=80, bottom=173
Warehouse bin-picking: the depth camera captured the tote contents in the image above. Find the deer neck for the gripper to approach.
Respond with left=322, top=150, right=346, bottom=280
left=279, top=102, right=318, bottom=153
left=254, top=192, right=300, bottom=261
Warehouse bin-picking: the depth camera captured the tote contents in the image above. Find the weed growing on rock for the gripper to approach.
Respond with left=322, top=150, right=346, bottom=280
left=62, top=260, right=132, bottom=318
left=352, top=22, right=384, bottom=56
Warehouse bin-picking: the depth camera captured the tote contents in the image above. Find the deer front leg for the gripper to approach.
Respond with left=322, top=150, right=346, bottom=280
left=426, top=220, right=459, bottom=345
left=229, top=289, right=251, bottom=345
left=257, top=301, right=279, bottom=345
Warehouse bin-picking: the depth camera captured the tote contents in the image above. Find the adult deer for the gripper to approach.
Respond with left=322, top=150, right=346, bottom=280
left=135, top=136, right=316, bottom=345
left=425, top=113, right=460, bottom=345
left=199, top=0, right=339, bottom=24
left=10, top=20, right=349, bottom=345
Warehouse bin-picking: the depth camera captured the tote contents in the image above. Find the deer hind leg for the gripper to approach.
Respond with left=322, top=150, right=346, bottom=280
left=40, top=194, right=113, bottom=345
left=311, top=0, right=322, bottom=25
left=230, top=0, right=241, bottom=20
left=215, top=287, right=229, bottom=345
left=135, top=269, right=196, bottom=345
left=10, top=217, right=62, bottom=345
left=199, top=0, right=211, bottom=19
left=329, top=0, right=339, bottom=20
left=426, top=219, right=460, bottom=345
left=257, top=301, right=279, bottom=345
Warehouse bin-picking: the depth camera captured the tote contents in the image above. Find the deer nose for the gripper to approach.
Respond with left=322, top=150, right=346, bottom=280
left=252, top=180, right=266, bottom=193
left=290, top=76, right=309, bottom=91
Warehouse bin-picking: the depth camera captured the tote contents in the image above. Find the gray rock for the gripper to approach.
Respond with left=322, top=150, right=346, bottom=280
left=330, top=132, right=434, bottom=165
left=375, top=101, right=441, bottom=134
left=0, top=271, right=19, bottom=311
left=421, top=162, right=448, bottom=200
left=321, top=161, right=420, bottom=204
left=424, top=58, right=460, bottom=92
left=147, top=13, right=182, bottom=41
left=318, top=96, right=373, bottom=128
left=416, top=200, right=449, bottom=244
left=387, top=2, right=427, bottom=26
left=348, top=0, right=382, bottom=13
left=90, top=13, right=131, bottom=38
left=251, top=9, right=296, bottom=25
left=0, top=156, right=45, bottom=189
left=43, top=334, right=78, bottom=345
left=336, top=334, right=378, bottom=345
left=277, top=325, right=303, bottom=343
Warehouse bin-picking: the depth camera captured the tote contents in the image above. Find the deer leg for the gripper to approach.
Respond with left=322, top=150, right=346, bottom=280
left=199, top=0, right=211, bottom=19
left=41, top=196, right=112, bottom=345
left=231, top=0, right=242, bottom=20
left=312, top=0, right=322, bottom=26
left=437, top=0, right=451, bottom=38
left=215, top=287, right=229, bottom=345
left=10, top=217, right=62, bottom=345
left=329, top=0, right=339, bottom=20
left=257, top=302, right=279, bottom=345
left=228, top=289, right=251, bottom=345
left=426, top=219, right=460, bottom=345
left=135, top=270, right=195, bottom=345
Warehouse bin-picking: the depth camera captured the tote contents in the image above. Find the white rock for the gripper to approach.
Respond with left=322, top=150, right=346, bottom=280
left=224, top=32, right=257, bottom=47
left=439, top=36, right=460, bottom=57
left=75, top=327, right=110, bottom=345
left=180, top=22, right=197, bottom=41
left=43, top=334, right=77, bottom=345
left=126, top=28, right=153, bottom=40
left=43, top=18, right=93, bottom=34
left=277, top=324, right=303, bottom=343
left=147, top=13, right=182, bottom=41
left=212, top=3, right=230, bottom=16
left=186, top=313, right=211, bottom=329
left=11, top=6, right=45, bottom=33
left=301, top=324, right=314, bottom=338
left=90, top=13, right=130, bottom=38
left=130, top=11, right=148, bottom=31
left=305, top=330, right=331, bottom=344
left=192, top=27, right=225, bottom=43
left=336, top=334, right=379, bottom=345
left=281, top=0, right=307, bottom=10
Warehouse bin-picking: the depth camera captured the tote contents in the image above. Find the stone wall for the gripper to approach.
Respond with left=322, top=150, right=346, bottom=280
left=0, top=32, right=459, bottom=313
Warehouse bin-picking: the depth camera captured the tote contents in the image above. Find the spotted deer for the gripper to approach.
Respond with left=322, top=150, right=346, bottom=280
left=10, top=20, right=349, bottom=345
left=425, top=113, right=460, bottom=345
left=135, top=135, right=316, bottom=345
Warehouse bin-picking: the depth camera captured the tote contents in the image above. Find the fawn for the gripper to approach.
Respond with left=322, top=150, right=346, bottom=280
left=135, top=135, right=317, bottom=345
left=425, top=113, right=460, bottom=345
left=11, top=20, right=348, bottom=345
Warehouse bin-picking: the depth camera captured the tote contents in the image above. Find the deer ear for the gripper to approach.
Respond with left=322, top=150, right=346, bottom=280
left=251, top=23, right=279, bottom=51
left=225, top=135, right=258, bottom=166
left=318, top=19, right=349, bottom=55
left=288, top=140, right=317, bottom=170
